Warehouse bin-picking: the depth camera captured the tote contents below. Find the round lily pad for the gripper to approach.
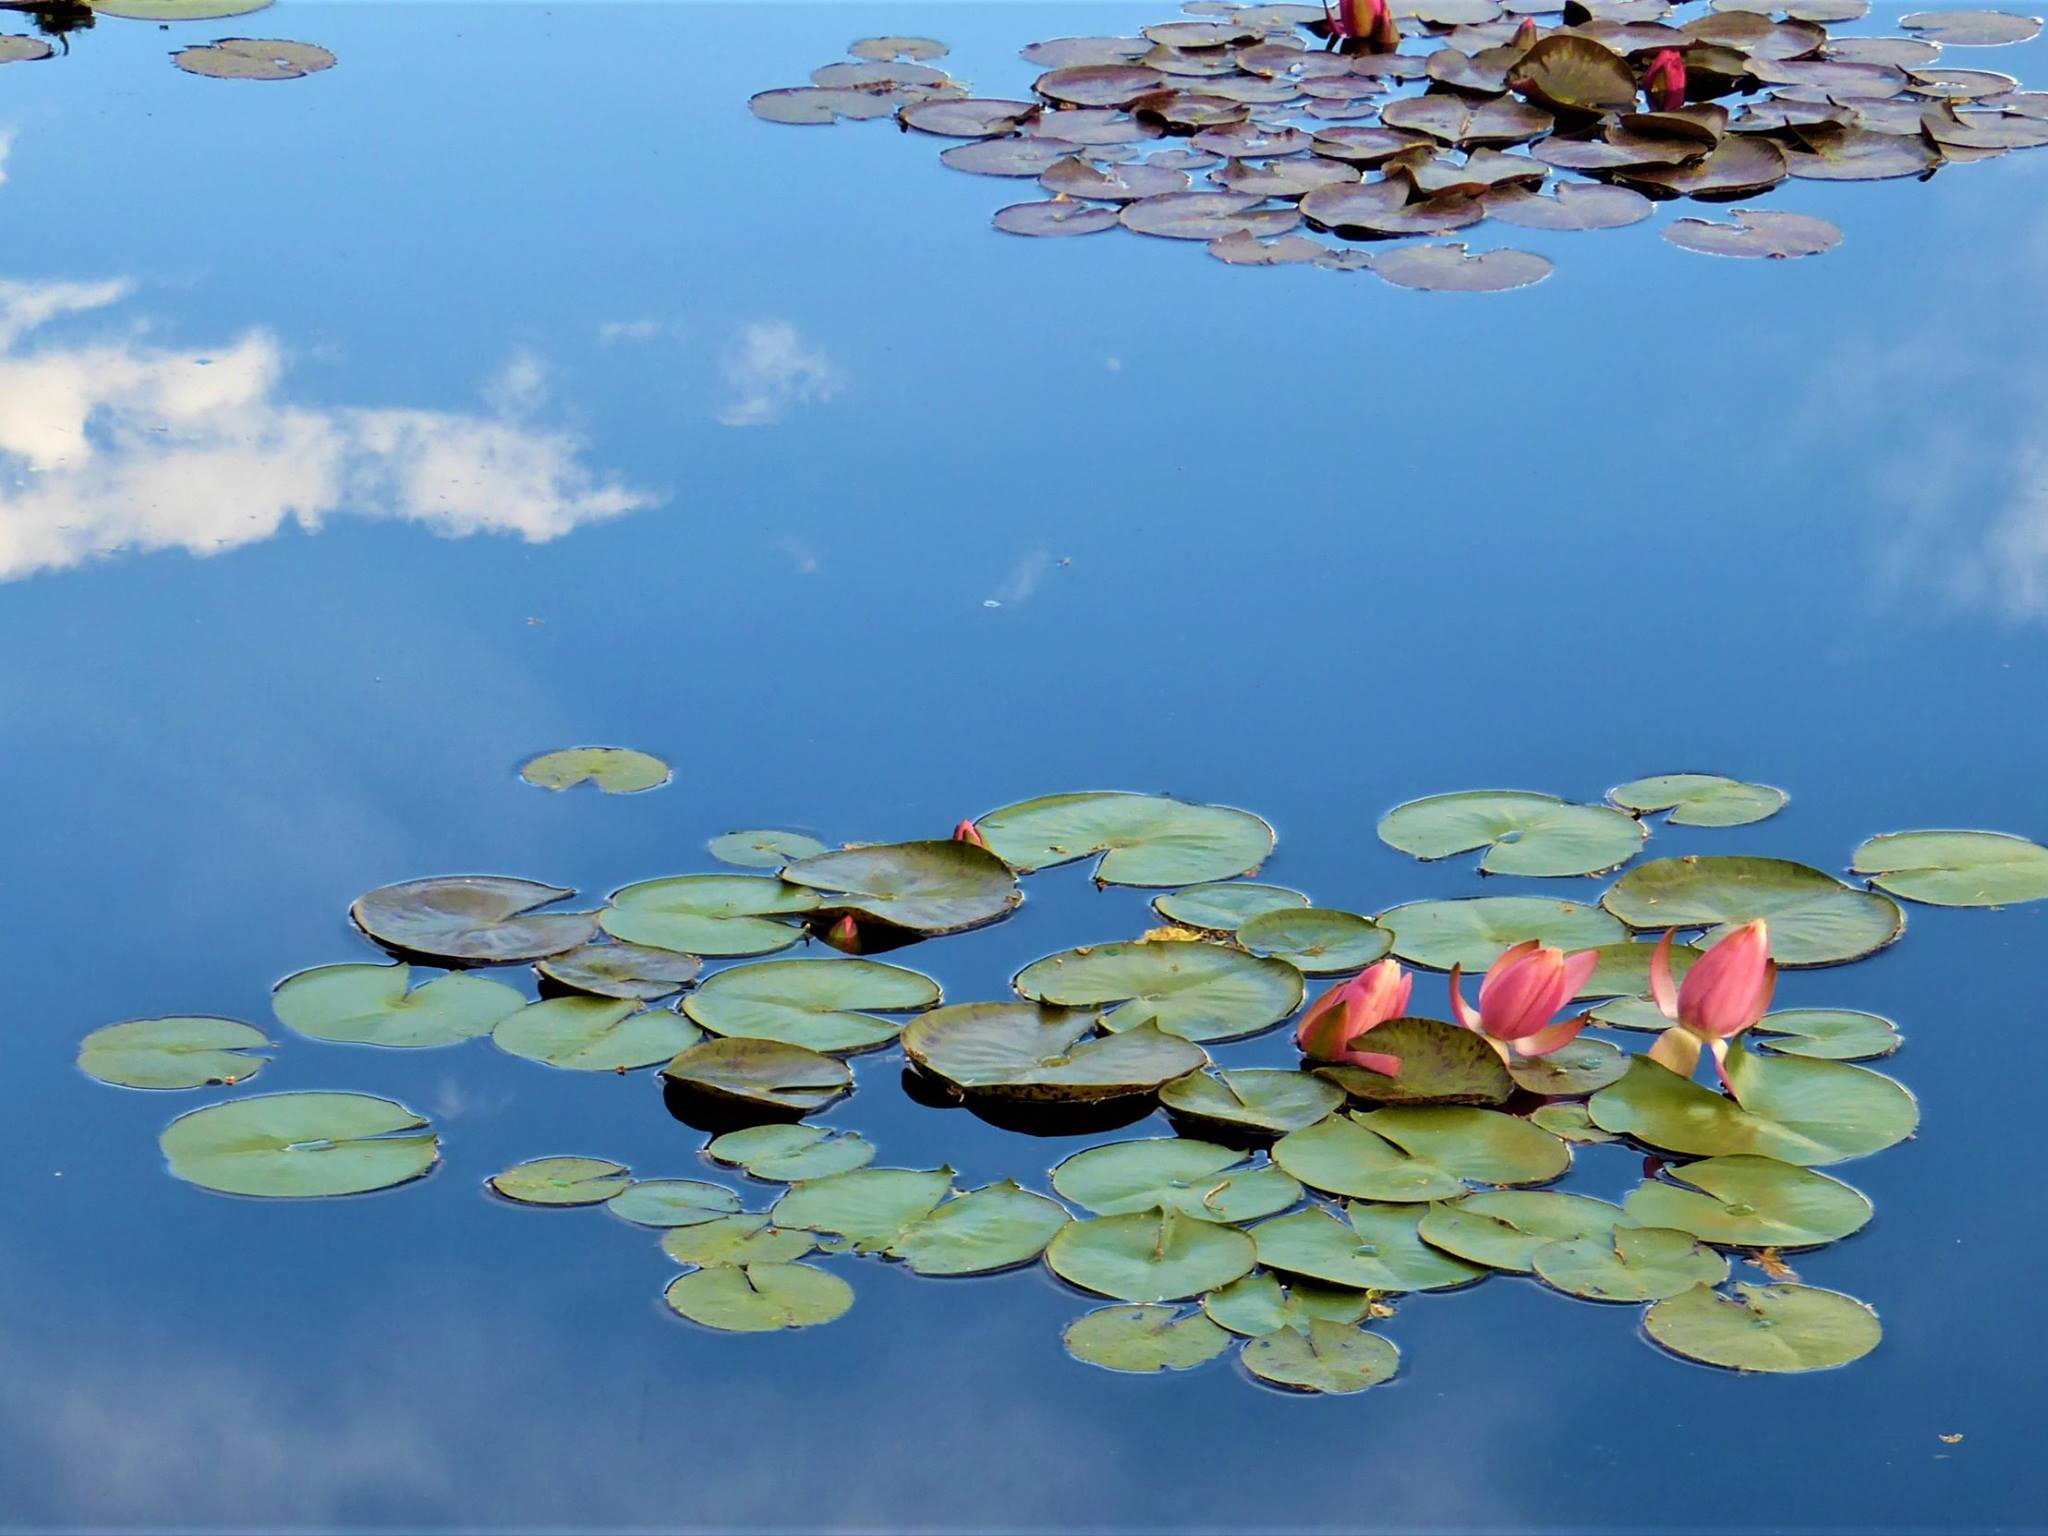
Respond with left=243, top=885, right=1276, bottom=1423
left=851, top=34, right=948, bottom=61
left=1153, top=882, right=1308, bottom=931
left=707, top=829, right=828, bottom=869
left=489, top=1156, right=631, bottom=1206
left=172, top=38, right=334, bottom=80
left=1158, top=1068, right=1346, bottom=1134
left=1506, top=1037, right=1631, bottom=1097
left=601, top=875, right=817, bottom=957
left=492, top=997, right=699, bottom=1070
left=903, top=1004, right=1208, bottom=1102
left=1600, top=856, right=1905, bottom=967
left=901, top=96, right=1040, bottom=136
left=1379, top=896, right=1626, bottom=973
left=749, top=87, right=904, bottom=125
left=1048, top=1208, right=1258, bottom=1301
left=1483, top=181, right=1653, bottom=229
left=1645, top=1281, right=1881, bottom=1371
left=682, top=958, right=939, bottom=1053
left=1201, top=1272, right=1374, bottom=1336
left=1850, top=829, right=2048, bottom=907
left=994, top=199, right=1123, bottom=236
left=1901, top=9, right=2040, bottom=45
left=353, top=875, right=596, bottom=964
left=1241, top=1319, right=1400, bottom=1394
left=779, top=840, right=1020, bottom=935
left=1588, top=1053, right=1918, bottom=1165
left=160, top=1091, right=438, bottom=1198
left=0, top=34, right=52, bottom=62
left=972, top=791, right=1274, bottom=885
left=1014, top=939, right=1303, bottom=1043
left=1417, top=1190, right=1623, bottom=1272
left=78, top=1017, right=271, bottom=1090
left=1586, top=994, right=1681, bottom=1032
left=661, top=1214, right=816, bottom=1266
left=772, top=1167, right=955, bottom=1250
left=1052, top=1138, right=1302, bottom=1223
left=1509, top=34, right=1638, bottom=112
left=663, top=1262, right=852, bottom=1332
left=1312, top=1017, right=1515, bottom=1106
left=661, top=1038, right=852, bottom=1114
left=1664, top=209, right=1843, bottom=259
left=273, top=963, right=524, bottom=1048
left=1781, top=124, right=1939, bottom=180
left=1040, top=155, right=1191, bottom=200
left=1754, top=1008, right=1901, bottom=1061
left=90, top=0, right=273, bottom=15
left=1609, top=774, right=1789, bottom=827
left=706, top=1124, right=876, bottom=1181
left=1378, top=791, right=1646, bottom=877
left=1064, top=1304, right=1234, bottom=1371
left=1623, top=1154, right=1871, bottom=1246
left=605, top=1178, right=744, bottom=1227
left=1237, top=908, right=1393, bottom=973
left=1577, top=941, right=1700, bottom=1000
left=518, top=747, right=669, bottom=794
left=888, top=1181, right=1073, bottom=1275
left=1253, top=1201, right=1488, bottom=1292
left=536, top=942, right=702, bottom=1001
left=1532, top=1224, right=1729, bottom=1301
left=1274, top=1106, right=1571, bottom=1201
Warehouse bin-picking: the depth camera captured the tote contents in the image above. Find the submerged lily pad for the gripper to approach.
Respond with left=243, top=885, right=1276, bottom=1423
left=1053, top=1138, right=1302, bottom=1222
left=1242, top=1319, right=1401, bottom=1394
left=1601, top=856, right=1904, bottom=966
left=661, top=1038, right=852, bottom=1114
left=518, top=747, right=669, bottom=794
left=1154, top=882, right=1309, bottom=931
left=1663, top=208, right=1843, bottom=258
left=605, top=1178, right=744, bottom=1227
left=1644, top=1282, right=1880, bottom=1371
left=1254, top=1201, right=1488, bottom=1291
left=1047, top=1207, right=1258, bottom=1300
left=1588, top=1053, right=1918, bottom=1164
left=489, top=1156, right=632, bottom=1206
left=706, top=1124, right=877, bottom=1181
left=535, top=942, right=702, bottom=1001
left=1275, top=1107, right=1570, bottom=1201
left=683, top=958, right=939, bottom=1053
left=78, top=1016, right=271, bottom=1090
left=1159, top=1068, right=1346, bottom=1134
left=493, top=997, right=699, bottom=1070
left=888, top=1181, right=1073, bottom=1274
left=1312, top=1017, right=1514, bottom=1106
left=1064, top=1304, right=1234, bottom=1372
left=1237, top=908, right=1393, bottom=973
left=161, top=1091, right=438, bottom=1198
left=1417, top=1190, right=1623, bottom=1271
left=1850, top=829, right=2048, bottom=906
left=1380, top=895, right=1626, bottom=972
left=601, top=875, right=817, bottom=957
left=780, top=840, right=1021, bottom=934
left=273, top=963, right=524, bottom=1048
left=972, top=791, right=1275, bottom=885
left=1532, top=1224, right=1730, bottom=1301
left=1015, top=939, right=1303, bottom=1043
left=1609, top=774, right=1788, bottom=827
left=707, top=829, right=828, bottom=869
left=353, top=876, right=596, bottom=964
left=1378, top=790, right=1646, bottom=877
left=904, top=1004, right=1208, bottom=1102
left=173, top=38, right=335, bottom=80
left=1202, top=1272, right=1374, bottom=1336
left=663, top=1262, right=852, bottom=1331
left=1622, top=1154, right=1871, bottom=1246
left=1754, top=1008, right=1902, bottom=1061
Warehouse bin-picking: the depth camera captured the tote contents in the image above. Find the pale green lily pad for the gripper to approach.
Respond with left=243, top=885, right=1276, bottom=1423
left=1901, top=9, right=2040, bottom=46
left=353, top=876, right=596, bottom=964
left=1014, top=939, right=1303, bottom=1043
left=1378, top=791, right=1645, bottom=877
left=772, top=1167, right=956, bottom=1250
left=780, top=840, right=1021, bottom=934
left=1530, top=1102, right=1618, bottom=1143
left=1241, top=1319, right=1400, bottom=1394
left=663, top=1262, right=852, bottom=1331
left=1622, top=1154, right=1871, bottom=1246
left=706, top=1124, right=876, bottom=1181
left=661, top=1038, right=852, bottom=1114
left=888, top=1181, right=1073, bottom=1275
left=273, top=963, right=524, bottom=1048
left=601, top=875, right=817, bottom=957
left=1274, top=1107, right=1570, bottom=1202
left=1850, top=829, right=2048, bottom=907
left=1645, top=1281, right=1881, bottom=1371
left=1312, top=1017, right=1513, bottom=1107
left=972, top=791, right=1275, bottom=886
left=536, top=942, right=702, bottom=1001
left=1601, top=856, right=1904, bottom=967
left=1046, top=1207, right=1259, bottom=1301
left=172, top=38, right=335, bottom=79
left=78, top=1016, right=271, bottom=1090
left=903, top=1005, right=1208, bottom=1102
left=1154, top=882, right=1308, bottom=931
left=1418, top=1190, right=1623, bottom=1272
left=1052, top=1139, right=1302, bottom=1223
left=1577, top=942, right=1699, bottom=1000
left=1237, top=908, right=1393, bottom=974
left=1253, top=1201, right=1488, bottom=1292
left=518, top=747, right=669, bottom=794
left=605, top=1178, right=744, bottom=1227
left=1379, top=896, right=1626, bottom=973
left=1159, top=1068, right=1345, bottom=1135
left=660, top=1213, right=816, bottom=1266
left=1201, top=1272, right=1374, bottom=1336
left=489, top=1156, right=631, bottom=1206
left=709, top=829, right=829, bottom=869
left=161, top=1091, right=438, bottom=1198
left=1755, top=1008, right=1901, bottom=1061
left=493, top=997, right=699, bottom=1070
left=1506, top=1037, right=1630, bottom=1097
left=1609, top=774, right=1787, bottom=827
left=1532, top=1225, right=1729, bottom=1301
left=91, top=0, right=273, bottom=16
left=1064, top=1304, right=1234, bottom=1372
left=1588, top=1053, right=1918, bottom=1165
left=683, top=958, right=939, bottom=1053
left=1585, top=995, right=1673, bottom=1032
left=0, top=34, right=52, bottom=62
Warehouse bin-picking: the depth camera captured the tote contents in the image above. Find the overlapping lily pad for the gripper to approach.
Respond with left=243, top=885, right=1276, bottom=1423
left=1577, top=942, right=1699, bottom=1000
left=1609, top=774, right=1788, bottom=827
left=1253, top=1201, right=1488, bottom=1292
left=663, top=1262, right=853, bottom=1331
left=1754, top=1008, right=1901, bottom=1061
left=161, top=1092, right=438, bottom=1198
left=972, top=791, right=1274, bottom=885
left=1274, top=1106, right=1571, bottom=1200
left=707, top=829, right=828, bottom=869
left=353, top=876, right=597, bottom=964
left=1380, top=895, right=1626, bottom=972
left=1153, top=882, right=1308, bottom=931
left=706, top=1124, right=877, bottom=1181
left=1047, top=1206, right=1258, bottom=1300
left=779, top=840, right=1021, bottom=934
left=683, top=958, right=939, bottom=1053
left=1850, top=829, right=2048, bottom=906
left=1600, top=856, right=1904, bottom=966
left=518, top=747, right=669, bottom=794
left=600, top=875, right=817, bottom=957
left=772, top=1167, right=955, bottom=1249
left=1158, top=1068, right=1346, bottom=1134
left=1052, top=1138, right=1302, bottom=1222
left=661, top=1214, right=816, bottom=1266
left=1417, top=1190, right=1623, bottom=1272
left=273, top=963, right=524, bottom=1048
left=1235, top=907, right=1392, bottom=973
left=903, top=1004, right=1208, bottom=1102
left=1622, top=1154, right=1872, bottom=1246
left=1241, top=1319, right=1401, bottom=1394
left=78, top=1016, right=271, bottom=1090
left=661, top=1038, right=852, bottom=1114
left=888, top=1181, right=1073, bottom=1275
left=1588, top=1052, right=1918, bottom=1164
left=1532, top=1224, right=1730, bottom=1301
left=1015, top=939, right=1303, bottom=1043
left=1201, top=1272, right=1375, bottom=1336
left=489, top=1156, right=632, bottom=1206
left=605, top=1178, right=744, bottom=1227
left=1311, top=1016, right=1514, bottom=1106
left=994, top=200, right=1123, bottom=236
left=535, top=942, right=702, bottom=1001
left=493, top=997, right=699, bottom=1071
left=1506, top=1037, right=1630, bottom=1097
left=1064, top=1304, right=1234, bottom=1371
left=1379, top=790, right=1646, bottom=877
left=1644, top=1282, right=1881, bottom=1371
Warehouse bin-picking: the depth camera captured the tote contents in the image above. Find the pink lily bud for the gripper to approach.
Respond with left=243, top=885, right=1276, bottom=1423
left=823, top=913, right=863, bottom=955
left=953, top=819, right=988, bottom=849
left=1512, top=17, right=1539, bottom=46
left=1643, top=48, right=1687, bottom=111
left=1328, top=0, right=1400, bottom=50
left=1297, top=958, right=1413, bottom=1075
left=1448, top=939, right=1600, bottom=1060
left=1648, top=921, right=1775, bottom=1090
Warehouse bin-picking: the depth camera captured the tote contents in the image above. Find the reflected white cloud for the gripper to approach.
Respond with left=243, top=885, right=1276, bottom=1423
left=988, top=547, right=1053, bottom=608
left=597, top=317, right=662, bottom=344
left=0, top=127, right=13, bottom=187
left=716, top=320, right=842, bottom=427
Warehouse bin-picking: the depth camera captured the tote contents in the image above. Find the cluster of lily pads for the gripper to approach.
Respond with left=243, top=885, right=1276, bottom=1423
left=78, top=750, right=2048, bottom=1392
left=0, top=0, right=331, bottom=80
left=750, top=2, right=2047, bottom=288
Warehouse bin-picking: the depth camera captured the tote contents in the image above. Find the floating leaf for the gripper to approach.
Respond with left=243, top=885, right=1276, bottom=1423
left=353, top=876, right=596, bottom=964
left=1621, top=136, right=1789, bottom=197
left=771, top=1167, right=954, bottom=1250
left=1158, top=1068, right=1346, bottom=1134
left=1015, top=939, right=1303, bottom=1043
left=1754, top=1008, right=1901, bottom=1061
left=902, top=96, right=1041, bottom=136
left=518, top=747, right=669, bottom=794
left=1380, top=895, right=1627, bottom=972
left=1532, top=1224, right=1729, bottom=1300
left=1021, top=37, right=1152, bottom=68
left=1312, top=1016, right=1514, bottom=1106
left=1850, top=829, right=2048, bottom=907
left=1064, top=1304, right=1234, bottom=1372
left=707, top=829, right=828, bottom=869
left=605, top=1178, right=744, bottom=1227
left=0, top=35, right=52, bottom=62
left=1201, top=1272, right=1374, bottom=1336
left=663, top=1262, right=852, bottom=1331
left=1588, top=994, right=1685, bottom=1032
left=1664, top=208, right=1843, bottom=258
left=1378, top=790, right=1646, bottom=877
left=682, top=958, right=938, bottom=1053
left=1417, top=1190, right=1623, bottom=1271
left=1901, top=9, right=2041, bottom=45
left=1601, top=856, right=1904, bottom=966
left=1154, top=882, right=1308, bottom=931
left=1236, top=908, right=1393, bottom=973
left=1483, top=181, right=1654, bottom=229
left=493, top=997, right=699, bottom=1070
left=172, top=38, right=335, bottom=80
left=850, top=34, right=948, bottom=61
left=1036, top=64, right=1168, bottom=108
left=535, top=941, right=702, bottom=1002
left=707, top=1124, right=877, bottom=1182
left=1588, top=1053, right=1917, bottom=1164
left=1052, top=1138, right=1302, bottom=1222
left=1645, top=1282, right=1880, bottom=1371
left=888, top=1181, right=1072, bottom=1274
left=489, top=1156, right=632, bottom=1207
left=1622, top=1154, right=1871, bottom=1246
left=750, top=87, right=905, bottom=125
left=1509, top=35, right=1638, bottom=112
left=1242, top=1319, right=1401, bottom=1394
left=1253, top=1201, right=1488, bottom=1291
left=160, top=1091, right=437, bottom=1198
left=91, top=0, right=274, bottom=16
left=903, top=1004, right=1207, bottom=1103
left=600, top=875, right=816, bottom=957
left=1577, top=941, right=1700, bottom=1000
left=78, top=1017, right=271, bottom=1090
left=1781, top=123, right=1940, bottom=180
left=661, top=1038, right=852, bottom=1114
left=1274, top=1106, right=1570, bottom=1201
left=661, top=1213, right=815, bottom=1266
left=1531, top=1101, right=1618, bottom=1142
left=943, top=137, right=1093, bottom=176
left=1609, top=773, right=1788, bottom=827
left=779, top=840, right=1020, bottom=935
left=994, top=199, right=1123, bottom=236
left=1041, top=155, right=1191, bottom=200
left=1506, top=1037, right=1630, bottom=1096
left=973, top=791, right=1274, bottom=885
left=273, top=963, right=524, bottom=1048
left=1046, top=1207, right=1258, bottom=1300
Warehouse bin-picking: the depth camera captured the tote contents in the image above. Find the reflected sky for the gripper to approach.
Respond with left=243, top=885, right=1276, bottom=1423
left=2, top=3, right=2047, bottom=1532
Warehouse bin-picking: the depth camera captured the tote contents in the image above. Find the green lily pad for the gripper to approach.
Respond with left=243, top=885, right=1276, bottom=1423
left=1237, top=908, right=1393, bottom=974
left=352, top=876, right=596, bottom=964
left=160, top=1091, right=438, bottom=1198
left=683, top=958, right=939, bottom=1053
left=780, top=840, right=1021, bottom=934
left=493, top=997, right=699, bottom=1070
left=1253, top=1202, right=1488, bottom=1292
left=1509, top=34, right=1639, bottom=113
left=1622, top=1154, right=1871, bottom=1246
left=971, top=791, right=1275, bottom=886
left=1850, top=829, right=2048, bottom=907
left=1065, top=1305, right=1233, bottom=1372
left=661, top=1213, right=816, bottom=1266
left=1609, top=774, right=1788, bottom=827
left=78, top=1017, right=271, bottom=1090
left=1506, top=1037, right=1630, bottom=1097
left=708, top=829, right=829, bottom=869
left=172, top=37, right=334, bottom=79
left=1418, top=1191, right=1623, bottom=1272
left=706, top=1124, right=876, bottom=1181
left=1014, top=940, right=1303, bottom=1043
left=273, top=963, right=525, bottom=1048
left=1600, top=856, right=1905, bottom=967
left=518, top=747, right=669, bottom=794
left=888, top=1181, right=1073, bottom=1275
left=1052, top=1138, right=1302, bottom=1223
left=1754, top=1008, right=1901, bottom=1061
left=1585, top=995, right=1674, bottom=1032
left=1645, top=1282, right=1881, bottom=1371
left=1530, top=1102, right=1618, bottom=1143
left=91, top=0, right=273, bottom=16
left=1379, top=896, right=1626, bottom=973
left=1201, top=1272, right=1374, bottom=1336
left=1532, top=1225, right=1730, bottom=1301
left=1241, top=1319, right=1400, bottom=1394
left=1274, top=1107, right=1571, bottom=1202
left=1158, top=1068, right=1345, bottom=1135
left=1588, top=1053, right=1918, bottom=1165
left=605, top=1178, right=745, bottom=1227
left=903, top=1004, right=1209, bottom=1102
left=1312, top=1017, right=1514, bottom=1106
left=1154, top=882, right=1309, bottom=931
left=772, top=1167, right=956, bottom=1250
left=535, top=942, right=702, bottom=1001
left=1577, top=942, right=1700, bottom=1000
left=1901, top=9, right=2040, bottom=46
left=661, top=1038, right=852, bottom=1114
left=601, top=876, right=817, bottom=958
left=488, top=1156, right=631, bottom=1206
left=663, top=1262, right=852, bottom=1331
left=1378, top=791, right=1645, bottom=878
left=1046, top=1207, right=1259, bottom=1301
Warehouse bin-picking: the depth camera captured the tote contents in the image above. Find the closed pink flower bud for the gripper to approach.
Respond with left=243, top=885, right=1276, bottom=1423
left=1644, top=48, right=1687, bottom=111
left=1297, top=958, right=1412, bottom=1076
left=953, top=819, right=988, bottom=849
left=1649, top=922, right=1775, bottom=1092
left=1512, top=16, right=1539, bottom=46
left=823, top=913, right=863, bottom=954
left=1449, top=939, right=1599, bottom=1059
left=1328, top=0, right=1400, bottom=50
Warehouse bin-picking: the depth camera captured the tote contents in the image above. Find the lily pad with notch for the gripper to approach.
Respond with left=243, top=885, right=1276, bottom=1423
left=1371, top=243, right=1555, bottom=292
left=536, top=942, right=702, bottom=1002
left=1052, top=1138, right=1302, bottom=1222
left=1035, top=64, right=1167, bottom=107
left=1236, top=907, right=1392, bottom=973
left=903, top=1004, right=1209, bottom=1103
left=1253, top=1200, right=1488, bottom=1291
left=518, top=747, right=669, bottom=794
left=160, top=1091, right=438, bottom=1198
left=1532, top=1223, right=1729, bottom=1300
left=901, top=96, right=1041, bottom=136
left=887, top=1181, right=1073, bottom=1274
left=1274, top=1105, right=1571, bottom=1201
left=683, top=958, right=939, bottom=1053
left=605, top=1178, right=744, bottom=1227
left=662, top=1262, right=852, bottom=1332
left=352, top=875, right=596, bottom=965
left=489, top=1156, right=632, bottom=1207
left=493, top=997, right=699, bottom=1070
left=1622, top=1153, right=1871, bottom=1246
left=600, top=875, right=817, bottom=957
left=1242, top=1319, right=1400, bottom=1394
left=1201, top=1272, right=1374, bottom=1335
left=1014, top=939, right=1304, bottom=1043
left=706, top=1124, right=876, bottom=1181
left=1587, top=1052, right=1918, bottom=1164
left=1531, top=1101, right=1619, bottom=1142
left=1577, top=941, right=1699, bottom=1000
left=1601, top=855, right=1904, bottom=966
left=779, top=840, right=1020, bottom=935
left=273, top=963, right=525, bottom=1047
left=1754, top=1008, right=1901, bottom=1061
left=1417, top=1190, right=1623, bottom=1271
left=973, top=792, right=1275, bottom=884
left=1379, top=895, right=1626, bottom=972
left=1901, top=9, right=2040, bottom=46
left=1609, top=773, right=1788, bottom=826
left=1311, top=1016, right=1514, bottom=1106
left=771, top=1167, right=955, bottom=1250
left=1507, top=1036, right=1630, bottom=1096
left=995, top=200, right=1123, bottom=236
left=1850, top=829, right=2048, bottom=906
left=1483, top=181, right=1654, bottom=228
left=707, top=829, right=828, bottom=869
left=1508, top=34, right=1638, bottom=112
left=1378, top=790, right=1646, bottom=877
left=661, top=1213, right=815, bottom=1267
left=1155, top=882, right=1309, bottom=931
left=1663, top=208, right=1842, bottom=257
left=172, top=38, right=334, bottom=80
left=1645, top=1281, right=1881, bottom=1371
left=1160, top=1068, right=1346, bottom=1134
left=1046, top=1206, right=1258, bottom=1300
left=660, top=1038, right=852, bottom=1115
left=78, top=1016, right=272, bottom=1090
left=1064, top=1304, right=1233, bottom=1371
left=1780, top=123, right=1940, bottom=179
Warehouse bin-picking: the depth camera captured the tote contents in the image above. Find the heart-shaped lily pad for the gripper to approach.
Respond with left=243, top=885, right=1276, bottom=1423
left=903, top=1004, right=1209, bottom=1102
left=91, top=0, right=274, bottom=16
left=994, top=200, right=1122, bottom=236
left=601, top=875, right=817, bottom=957
left=535, top=942, right=702, bottom=1001
left=173, top=38, right=335, bottom=80
left=1253, top=1201, right=1488, bottom=1292
left=489, top=1156, right=632, bottom=1206
left=661, top=1214, right=816, bottom=1267
left=1509, top=34, right=1639, bottom=112
left=1483, top=181, right=1653, bottom=229
left=160, top=1091, right=438, bottom=1198
left=605, top=1178, right=745, bottom=1227
left=0, top=35, right=53, bottom=63
left=1378, top=791, right=1646, bottom=877
left=1417, top=1190, right=1624, bottom=1271
left=1850, top=829, right=2048, bottom=906
left=1754, top=1008, right=1901, bottom=1061
left=682, top=958, right=940, bottom=1053
left=1588, top=1053, right=1918, bottom=1164
left=1014, top=939, right=1303, bottom=1043
left=1901, top=9, right=2040, bottom=46
left=78, top=1017, right=272, bottom=1090
left=1201, top=1272, right=1374, bottom=1336
left=1622, top=1154, right=1872, bottom=1246
left=1274, top=1107, right=1571, bottom=1201
left=1608, top=774, right=1788, bottom=827
left=1531, top=1102, right=1618, bottom=1142
left=1236, top=908, right=1393, bottom=973
left=1645, top=1282, right=1881, bottom=1371
left=661, top=1038, right=852, bottom=1114
left=1507, top=1037, right=1631, bottom=1097
left=1064, top=1304, right=1234, bottom=1372
left=1047, top=1207, right=1258, bottom=1301
left=1600, top=856, right=1904, bottom=967
left=706, top=1124, right=877, bottom=1181
left=1532, top=1224, right=1730, bottom=1301
left=1312, top=1017, right=1515, bottom=1106
left=663, top=1262, right=853, bottom=1331
left=1052, top=1138, right=1302, bottom=1223
left=888, top=1181, right=1073, bottom=1275
left=1158, top=1068, right=1346, bottom=1134
left=1576, top=942, right=1700, bottom=1000
left=518, top=747, right=670, bottom=794
left=1586, top=995, right=1680, bottom=1032
left=772, top=1167, right=955, bottom=1250
left=492, top=997, right=700, bottom=1070
left=707, top=829, right=829, bottom=869
left=971, top=791, right=1275, bottom=885
left=353, top=876, right=596, bottom=964
left=1242, top=1319, right=1401, bottom=1394
left=1662, top=209, right=1843, bottom=259
left=1379, top=896, right=1627, bottom=972
left=1153, top=882, right=1308, bottom=931
left=780, top=840, right=1022, bottom=934
left=273, top=963, right=525, bottom=1048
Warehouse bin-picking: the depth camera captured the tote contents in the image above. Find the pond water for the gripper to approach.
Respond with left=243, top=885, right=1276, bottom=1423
left=3, top=1, right=2046, bottom=1529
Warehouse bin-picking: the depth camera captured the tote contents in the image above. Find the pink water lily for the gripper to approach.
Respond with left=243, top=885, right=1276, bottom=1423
left=1643, top=48, right=1687, bottom=111
left=1646, top=922, right=1775, bottom=1092
left=953, top=819, right=989, bottom=849
left=1449, top=940, right=1600, bottom=1060
left=1297, top=959, right=1413, bottom=1075
left=822, top=913, right=863, bottom=954
left=1512, top=16, right=1540, bottom=46
left=1327, top=0, right=1401, bottom=52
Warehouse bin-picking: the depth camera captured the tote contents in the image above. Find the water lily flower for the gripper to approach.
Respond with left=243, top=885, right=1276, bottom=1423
left=823, top=913, right=863, bottom=954
left=1448, top=940, right=1600, bottom=1060
left=953, top=819, right=988, bottom=849
left=1512, top=17, right=1539, bottom=46
left=1646, top=922, right=1775, bottom=1091
left=1643, top=48, right=1687, bottom=111
left=1297, top=958, right=1413, bottom=1075
left=1326, top=0, right=1401, bottom=53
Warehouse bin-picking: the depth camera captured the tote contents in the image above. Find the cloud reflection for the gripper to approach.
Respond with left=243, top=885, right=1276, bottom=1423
left=716, top=320, right=842, bottom=427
